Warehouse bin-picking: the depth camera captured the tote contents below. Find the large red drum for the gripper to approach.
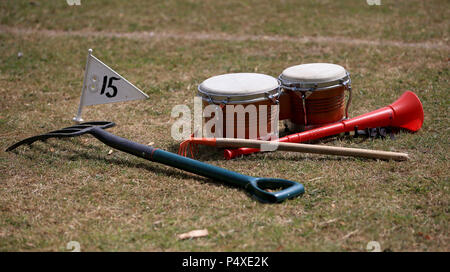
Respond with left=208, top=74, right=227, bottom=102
left=279, top=63, right=352, bottom=131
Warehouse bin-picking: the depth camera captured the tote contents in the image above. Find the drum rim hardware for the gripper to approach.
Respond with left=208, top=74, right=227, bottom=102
left=197, top=85, right=282, bottom=105
left=279, top=71, right=351, bottom=93
left=198, top=81, right=282, bottom=105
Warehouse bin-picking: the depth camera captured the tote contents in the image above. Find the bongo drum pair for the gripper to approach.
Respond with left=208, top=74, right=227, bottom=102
left=197, top=63, right=352, bottom=140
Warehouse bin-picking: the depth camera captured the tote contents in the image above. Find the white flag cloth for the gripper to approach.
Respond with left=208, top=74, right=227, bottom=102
left=73, top=49, right=148, bottom=122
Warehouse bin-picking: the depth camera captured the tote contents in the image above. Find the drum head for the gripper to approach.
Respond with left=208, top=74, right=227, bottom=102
left=281, top=63, right=347, bottom=84
left=198, top=73, right=280, bottom=104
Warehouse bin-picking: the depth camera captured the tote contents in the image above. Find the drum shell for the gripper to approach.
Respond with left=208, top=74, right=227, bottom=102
left=286, top=85, right=346, bottom=127
left=278, top=92, right=292, bottom=121
left=202, top=99, right=279, bottom=139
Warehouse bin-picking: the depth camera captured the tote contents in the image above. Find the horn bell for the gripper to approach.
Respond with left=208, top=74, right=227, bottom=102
left=389, top=91, right=424, bottom=132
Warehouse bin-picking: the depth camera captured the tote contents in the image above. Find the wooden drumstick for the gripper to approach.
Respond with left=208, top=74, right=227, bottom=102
left=213, top=138, right=409, bottom=161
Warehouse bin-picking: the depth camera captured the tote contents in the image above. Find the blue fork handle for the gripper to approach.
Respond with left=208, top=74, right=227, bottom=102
left=90, top=127, right=304, bottom=203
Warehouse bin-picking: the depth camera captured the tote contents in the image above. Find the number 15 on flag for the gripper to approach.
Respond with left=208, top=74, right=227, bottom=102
left=73, top=49, right=149, bottom=122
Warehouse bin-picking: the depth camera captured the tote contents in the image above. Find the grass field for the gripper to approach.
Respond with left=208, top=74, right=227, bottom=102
left=0, top=0, right=448, bottom=251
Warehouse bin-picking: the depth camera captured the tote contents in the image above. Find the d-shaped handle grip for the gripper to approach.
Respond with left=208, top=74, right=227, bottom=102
left=246, top=178, right=305, bottom=203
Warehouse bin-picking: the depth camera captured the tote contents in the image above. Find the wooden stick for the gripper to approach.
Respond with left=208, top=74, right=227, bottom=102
left=214, top=138, right=409, bottom=161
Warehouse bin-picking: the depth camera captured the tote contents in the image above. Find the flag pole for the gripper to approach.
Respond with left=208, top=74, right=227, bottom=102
left=73, top=48, right=93, bottom=123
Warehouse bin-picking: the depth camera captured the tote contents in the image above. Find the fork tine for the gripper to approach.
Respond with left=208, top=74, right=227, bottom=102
left=178, top=140, right=186, bottom=155
left=189, top=142, right=194, bottom=158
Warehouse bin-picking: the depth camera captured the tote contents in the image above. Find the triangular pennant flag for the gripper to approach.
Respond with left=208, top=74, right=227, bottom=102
left=73, top=49, right=148, bottom=122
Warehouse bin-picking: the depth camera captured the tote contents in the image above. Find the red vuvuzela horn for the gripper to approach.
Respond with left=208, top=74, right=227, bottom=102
left=224, top=91, right=424, bottom=160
